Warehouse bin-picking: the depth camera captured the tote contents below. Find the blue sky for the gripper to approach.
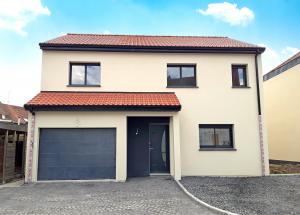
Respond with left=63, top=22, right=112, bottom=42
left=0, top=0, right=299, bottom=105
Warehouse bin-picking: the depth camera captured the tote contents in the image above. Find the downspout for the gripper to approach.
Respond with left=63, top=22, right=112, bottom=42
left=26, top=110, right=35, bottom=183
left=255, top=53, right=266, bottom=176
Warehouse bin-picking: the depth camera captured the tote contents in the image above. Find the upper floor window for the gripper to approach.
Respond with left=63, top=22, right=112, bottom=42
left=232, top=65, right=248, bottom=88
left=167, top=65, right=196, bottom=87
left=199, top=124, right=234, bottom=149
left=69, top=63, right=100, bottom=86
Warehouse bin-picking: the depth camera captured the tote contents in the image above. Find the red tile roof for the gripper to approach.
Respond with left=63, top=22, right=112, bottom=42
left=25, top=92, right=181, bottom=111
left=40, top=34, right=264, bottom=52
left=0, top=103, right=28, bottom=124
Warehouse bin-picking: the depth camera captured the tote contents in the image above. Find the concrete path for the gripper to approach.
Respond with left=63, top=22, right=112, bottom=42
left=0, top=176, right=217, bottom=215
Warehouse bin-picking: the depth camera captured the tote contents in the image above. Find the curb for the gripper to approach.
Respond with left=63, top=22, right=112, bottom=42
left=175, top=180, right=238, bottom=215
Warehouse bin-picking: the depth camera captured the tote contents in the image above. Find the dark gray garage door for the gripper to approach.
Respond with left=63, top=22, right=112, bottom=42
left=38, top=128, right=116, bottom=180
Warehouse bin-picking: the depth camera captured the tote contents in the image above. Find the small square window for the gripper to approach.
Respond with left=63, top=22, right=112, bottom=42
left=199, top=125, right=234, bottom=149
left=70, top=63, right=100, bottom=86
left=232, top=65, right=248, bottom=87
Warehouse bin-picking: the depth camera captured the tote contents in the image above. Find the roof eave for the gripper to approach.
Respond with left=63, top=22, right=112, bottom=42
left=39, top=43, right=265, bottom=54
left=24, top=104, right=182, bottom=112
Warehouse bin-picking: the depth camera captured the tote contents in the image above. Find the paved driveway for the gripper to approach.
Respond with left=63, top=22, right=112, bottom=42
left=181, top=175, right=300, bottom=215
left=0, top=176, right=216, bottom=215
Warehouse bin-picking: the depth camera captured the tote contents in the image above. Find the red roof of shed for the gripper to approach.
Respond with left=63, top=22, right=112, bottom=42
left=0, top=103, right=28, bottom=124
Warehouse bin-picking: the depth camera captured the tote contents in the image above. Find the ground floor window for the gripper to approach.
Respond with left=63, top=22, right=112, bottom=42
left=199, top=124, right=234, bottom=149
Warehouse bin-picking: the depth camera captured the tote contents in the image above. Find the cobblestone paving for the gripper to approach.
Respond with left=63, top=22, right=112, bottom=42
left=0, top=176, right=217, bottom=215
left=181, top=176, right=300, bottom=215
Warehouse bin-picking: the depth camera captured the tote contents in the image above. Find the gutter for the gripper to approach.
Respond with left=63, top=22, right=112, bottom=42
left=24, top=105, right=181, bottom=112
left=255, top=54, right=262, bottom=115
left=39, top=43, right=266, bottom=54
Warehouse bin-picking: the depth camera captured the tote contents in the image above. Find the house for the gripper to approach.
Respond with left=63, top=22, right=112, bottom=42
left=0, top=102, right=27, bottom=183
left=24, top=34, right=269, bottom=182
left=263, top=52, right=300, bottom=163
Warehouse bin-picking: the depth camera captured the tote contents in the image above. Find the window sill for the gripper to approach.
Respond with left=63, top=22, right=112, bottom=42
left=232, top=86, right=251, bottom=89
left=166, top=86, right=199, bottom=88
left=67, top=85, right=101, bottom=87
left=199, top=148, right=237, bottom=151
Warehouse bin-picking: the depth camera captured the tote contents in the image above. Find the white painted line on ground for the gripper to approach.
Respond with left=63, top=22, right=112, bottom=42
left=0, top=179, right=24, bottom=189
left=175, top=180, right=238, bottom=215
left=269, top=173, right=300, bottom=176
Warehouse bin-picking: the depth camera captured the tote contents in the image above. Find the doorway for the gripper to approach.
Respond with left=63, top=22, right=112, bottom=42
left=127, top=117, right=170, bottom=177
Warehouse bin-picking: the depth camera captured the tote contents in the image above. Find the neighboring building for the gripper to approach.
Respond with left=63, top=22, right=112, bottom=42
left=0, top=102, right=27, bottom=183
left=24, top=34, right=269, bottom=182
left=264, top=52, right=300, bottom=163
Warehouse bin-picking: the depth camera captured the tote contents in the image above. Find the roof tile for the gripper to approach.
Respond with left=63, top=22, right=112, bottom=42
left=40, top=34, right=262, bottom=49
left=0, top=103, right=28, bottom=124
left=25, top=92, right=181, bottom=109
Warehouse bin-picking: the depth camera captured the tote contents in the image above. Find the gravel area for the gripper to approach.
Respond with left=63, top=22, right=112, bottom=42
left=181, top=176, right=300, bottom=215
left=0, top=176, right=217, bottom=215
left=270, top=163, right=300, bottom=174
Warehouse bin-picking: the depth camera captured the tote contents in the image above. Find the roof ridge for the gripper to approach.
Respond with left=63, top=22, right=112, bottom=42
left=66, top=33, right=228, bottom=38
left=2, top=103, right=25, bottom=109
left=40, top=91, right=176, bottom=94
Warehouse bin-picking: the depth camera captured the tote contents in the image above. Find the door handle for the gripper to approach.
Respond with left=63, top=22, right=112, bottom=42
left=149, top=147, right=154, bottom=150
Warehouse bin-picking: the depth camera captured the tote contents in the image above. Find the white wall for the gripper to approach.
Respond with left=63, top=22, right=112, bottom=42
left=34, top=51, right=266, bottom=176
left=264, top=63, right=300, bottom=162
left=26, top=111, right=180, bottom=182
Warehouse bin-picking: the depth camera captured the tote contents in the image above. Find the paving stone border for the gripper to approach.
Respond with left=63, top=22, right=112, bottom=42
left=175, top=180, right=237, bottom=215
left=180, top=176, right=300, bottom=215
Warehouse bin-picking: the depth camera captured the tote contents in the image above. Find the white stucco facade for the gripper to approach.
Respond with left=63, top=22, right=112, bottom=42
left=25, top=49, right=269, bottom=182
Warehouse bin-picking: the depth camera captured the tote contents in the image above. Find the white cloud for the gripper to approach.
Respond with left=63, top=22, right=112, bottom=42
left=103, top=29, right=111, bottom=34
left=281, top=46, right=299, bottom=56
left=0, top=56, right=41, bottom=106
left=260, top=44, right=280, bottom=74
left=198, top=2, right=254, bottom=26
left=0, top=0, right=50, bottom=36
left=260, top=44, right=299, bottom=74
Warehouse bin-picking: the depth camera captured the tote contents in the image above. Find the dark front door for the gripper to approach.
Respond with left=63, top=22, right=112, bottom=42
left=127, top=117, right=170, bottom=177
left=127, top=118, right=150, bottom=177
left=38, top=128, right=116, bottom=180
left=150, top=124, right=170, bottom=173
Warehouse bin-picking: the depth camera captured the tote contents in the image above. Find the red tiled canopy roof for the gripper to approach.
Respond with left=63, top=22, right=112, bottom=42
left=40, top=34, right=265, bottom=53
left=24, top=92, right=181, bottom=111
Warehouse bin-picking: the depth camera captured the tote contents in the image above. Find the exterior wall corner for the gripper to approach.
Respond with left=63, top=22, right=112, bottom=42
left=172, top=114, right=182, bottom=180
